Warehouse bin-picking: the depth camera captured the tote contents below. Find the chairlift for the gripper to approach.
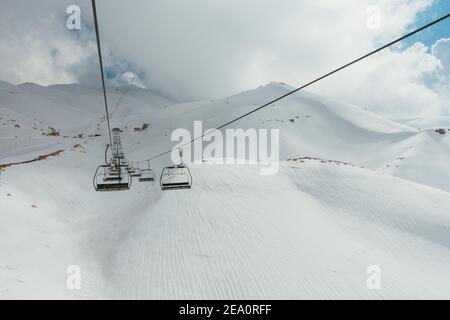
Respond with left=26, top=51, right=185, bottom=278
left=128, top=163, right=143, bottom=178
left=93, top=145, right=132, bottom=192
left=132, top=171, right=143, bottom=178
left=139, top=161, right=156, bottom=182
left=127, top=163, right=136, bottom=174
left=160, top=149, right=192, bottom=190
left=94, top=165, right=132, bottom=191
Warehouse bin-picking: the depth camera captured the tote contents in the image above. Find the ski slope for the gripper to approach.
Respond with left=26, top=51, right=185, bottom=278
left=0, top=81, right=449, bottom=299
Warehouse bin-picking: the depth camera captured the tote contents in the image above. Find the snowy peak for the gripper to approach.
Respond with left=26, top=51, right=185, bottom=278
left=0, top=82, right=177, bottom=134
left=0, top=80, right=14, bottom=89
left=1, top=80, right=450, bottom=191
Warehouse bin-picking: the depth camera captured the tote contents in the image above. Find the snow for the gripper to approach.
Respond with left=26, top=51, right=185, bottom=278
left=0, top=81, right=449, bottom=299
left=395, top=115, right=450, bottom=130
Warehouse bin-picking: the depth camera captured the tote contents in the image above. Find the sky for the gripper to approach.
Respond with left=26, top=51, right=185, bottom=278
left=403, top=0, right=450, bottom=47
left=0, top=0, right=448, bottom=118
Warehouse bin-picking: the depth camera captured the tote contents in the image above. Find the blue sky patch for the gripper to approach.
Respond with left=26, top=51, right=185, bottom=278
left=403, top=0, right=450, bottom=49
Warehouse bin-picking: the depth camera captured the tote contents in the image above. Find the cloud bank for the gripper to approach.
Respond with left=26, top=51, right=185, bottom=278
left=0, top=0, right=448, bottom=117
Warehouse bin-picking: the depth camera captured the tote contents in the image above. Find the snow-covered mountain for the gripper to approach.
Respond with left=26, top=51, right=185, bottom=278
left=0, top=81, right=449, bottom=299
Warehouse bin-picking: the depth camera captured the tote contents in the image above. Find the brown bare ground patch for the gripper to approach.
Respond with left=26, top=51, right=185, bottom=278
left=134, top=123, right=150, bottom=132
left=287, top=157, right=359, bottom=168
left=0, top=150, right=64, bottom=170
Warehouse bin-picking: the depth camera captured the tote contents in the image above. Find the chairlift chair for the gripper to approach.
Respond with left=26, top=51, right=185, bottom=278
left=93, top=144, right=132, bottom=192
left=128, top=163, right=143, bottom=178
left=160, top=149, right=192, bottom=190
left=93, top=164, right=131, bottom=191
left=139, top=161, right=156, bottom=182
left=160, top=165, right=192, bottom=190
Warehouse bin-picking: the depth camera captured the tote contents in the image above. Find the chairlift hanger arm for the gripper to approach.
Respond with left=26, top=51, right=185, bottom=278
left=104, top=144, right=110, bottom=165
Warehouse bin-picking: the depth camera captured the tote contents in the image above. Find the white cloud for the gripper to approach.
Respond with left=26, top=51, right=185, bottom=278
left=431, top=38, right=450, bottom=100
left=0, top=0, right=90, bottom=85
left=315, top=40, right=449, bottom=117
left=113, top=72, right=147, bottom=89
left=0, top=0, right=448, bottom=117
left=433, top=38, right=450, bottom=69
left=0, top=0, right=143, bottom=89
left=94, top=0, right=447, bottom=117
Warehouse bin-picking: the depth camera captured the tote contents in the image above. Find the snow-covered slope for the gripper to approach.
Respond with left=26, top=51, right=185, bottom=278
left=0, top=82, right=176, bottom=135
left=118, top=82, right=450, bottom=192
left=395, top=115, right=450, bottom=130
left=0, top=81, right=449, bottom=299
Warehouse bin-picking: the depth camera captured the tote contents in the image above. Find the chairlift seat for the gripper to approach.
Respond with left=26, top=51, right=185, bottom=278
left=161, top=181, right=190, bottom=190
left=96, top=182, right=130, bottom=191
left=139, top=174, right=155, bottom=182
left=160, top=165, right=192, bottom=190
left=104, top=176, right=122, bottom=181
